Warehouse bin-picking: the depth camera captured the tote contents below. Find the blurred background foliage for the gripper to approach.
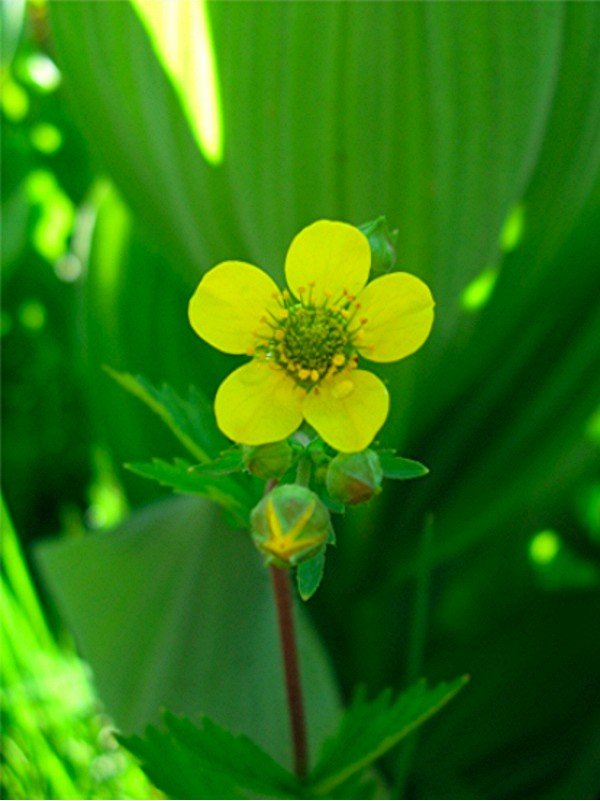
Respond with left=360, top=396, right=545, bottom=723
left=1, top=0, right=600, bottom=798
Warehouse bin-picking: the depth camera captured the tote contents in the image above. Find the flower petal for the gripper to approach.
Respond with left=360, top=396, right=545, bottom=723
left=303, top=370, right=389, bottom=453
left=285, top=220, right=370, bottom=303
left=215, top=360, right=304, bottom=445
left=189, top=261, right=280, bottom=354
left=355, top=272, right=434, bottom=362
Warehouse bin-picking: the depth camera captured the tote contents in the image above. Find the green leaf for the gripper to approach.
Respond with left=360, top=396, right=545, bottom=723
left=309, top=676, right=468, bottom=796
left=190, top=449, right=245, bottom=476
left=125, top=458, right=253, bottom=528
left=105, top=367, right=225, bottom=463
left=121, top=711, right=301, bottom=800
left=35, top=496, right=341, bottom=769
left=378, top=453, right=429, bottom=481
left=296, top=551, right=326, bottom=602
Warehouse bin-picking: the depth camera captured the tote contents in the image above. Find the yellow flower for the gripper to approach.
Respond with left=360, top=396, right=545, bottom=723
left=189, top=220, right=434, bottom=452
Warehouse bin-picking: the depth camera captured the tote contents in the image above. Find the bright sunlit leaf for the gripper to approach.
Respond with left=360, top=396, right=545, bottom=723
left=130, top=0, right=224, bottom=165
left=460, top=267, right=499, bottom=312
left=0, top=77, right=29, bottom=120
left=499, top=203, right=526, bottom=252
left=18, top=300, right=46, bottom=332
left=528, top=529, right=561, bottom=566
left=26, top=170, right=75, bottom=262
left=23, top=52, right=62, bottom=92
left=30, top=122, right=63, bottom=154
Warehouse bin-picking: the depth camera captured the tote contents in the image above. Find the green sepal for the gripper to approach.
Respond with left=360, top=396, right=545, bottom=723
left=378, top=451, right=429, bottom=480
left=317, top=486, right=346, bottom=515
left=358, top=216, right=399, bottom=276
left=125, top=458, right=254, bottom=528
left=105, top=367, right=225, bottom=462
left=306, top=437, right=333, bottom=467
left=296, top=550, right=326, bottom=601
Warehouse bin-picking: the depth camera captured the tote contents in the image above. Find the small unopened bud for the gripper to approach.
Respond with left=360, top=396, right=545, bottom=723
left=243, top=441, right=294, bottom=480
left=358, top=217, right=398, bottom=276
left=251, top=485, right=330, bottom=567
left=326, top=449, right=383, bottom=505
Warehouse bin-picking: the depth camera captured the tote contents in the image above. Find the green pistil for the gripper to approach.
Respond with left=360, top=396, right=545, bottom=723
left=268, top=303, right=355, bottom=385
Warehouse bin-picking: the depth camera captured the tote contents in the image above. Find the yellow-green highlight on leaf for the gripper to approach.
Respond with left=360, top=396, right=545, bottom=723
left=23, top=52, right=62, bottom=92
left=86, top=446, right=128, bottom=530
left=0, top=78, right=29, bottom=121
left=131, top=0, right=224, bottom=165
left=528, top=529, right=561, bottom=566
left=585, top=405, right=600, bottom=444
left=18, top=300, right=46, bottom=332
left=30, top=123, right=63, bottom=154
left=500, top=203, right=526, bottom=253
left=460, top=266, right=499, bottom=312
left=25, top=170, right=75, bottom=262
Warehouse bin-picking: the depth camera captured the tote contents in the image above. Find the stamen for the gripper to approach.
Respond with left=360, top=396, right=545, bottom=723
left=253, top=284, right=363, bottom=390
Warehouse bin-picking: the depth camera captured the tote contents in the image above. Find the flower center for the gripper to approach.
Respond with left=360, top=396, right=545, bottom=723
left=252, top=284, right=368, bottom=388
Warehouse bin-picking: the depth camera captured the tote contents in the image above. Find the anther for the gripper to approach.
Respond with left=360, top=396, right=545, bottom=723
left=310, top=369, right=320, bottom=382
left=298, top=368, right=310, bottom=380
left=332, top=354, right=345, bottom=367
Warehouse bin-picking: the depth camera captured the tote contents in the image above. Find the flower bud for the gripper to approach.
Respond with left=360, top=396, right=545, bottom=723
left=243, top=441, right=294, bottom=480
left=359, top=216, right=398, bottom=276
left=326, top=449, right=383, bottom=505
left=251, top=485, right=330, bottom=567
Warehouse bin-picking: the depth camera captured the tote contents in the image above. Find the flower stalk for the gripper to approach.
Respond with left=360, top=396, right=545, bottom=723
left=270, top=563, right=309, bottom=779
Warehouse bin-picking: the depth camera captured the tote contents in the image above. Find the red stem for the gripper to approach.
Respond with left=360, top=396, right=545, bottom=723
left=270, top=565, right=309, bottom=779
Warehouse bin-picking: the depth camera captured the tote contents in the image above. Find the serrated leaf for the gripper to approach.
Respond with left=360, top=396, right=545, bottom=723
left=297, top=551, right=325, bottom=602
left=190, top=449, right=245, bottom=476
left=105, top=367, right=225, bottom=463
left=378, top=453, right=429, bottom=481
left=121, top=710, right=301, bottom=800
left=126, top=458, right=253, bottom=528
left=309, top=676, right=468, bottom=796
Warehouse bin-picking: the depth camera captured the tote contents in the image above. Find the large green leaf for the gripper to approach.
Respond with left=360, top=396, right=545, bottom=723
left=50, top=1, right=565, bottom=291
left=122, top=711, right=301, bottom=800
left=35, top=496, right=341, bottom=769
